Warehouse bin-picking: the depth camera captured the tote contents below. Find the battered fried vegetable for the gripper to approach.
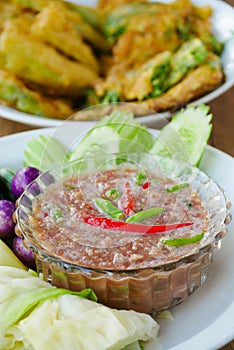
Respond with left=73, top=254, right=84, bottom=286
left=0, top=68, right=74, bottom=119
left=13, top=0, right=105, bottom=31
left=64, top=2, right=105, bottom=30
left=163, top=38, right=207, bottom=90
left=11, top=0, right=50, bottom=12
left=0, top=0, right=226, bottom=120
left=137, top=54, right=224, bottom=113
left=103, top=0, right=221, bottom=65
left=94, top=51, right=172, bottom=101
left=0, top=19, right=99, bottom=97
left=94, top=38, right=208, bottom=101
left=97, top=0, right=148, bottom=15
left=31, top=2, right=100, bottom=72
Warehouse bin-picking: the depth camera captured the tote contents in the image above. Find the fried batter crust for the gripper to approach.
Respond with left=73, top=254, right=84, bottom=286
left=137, top=55, right=224, bottom=112
left=31, top=2, right=99, bottom=72
left=0, top=19, right=99, bottom=97
left=0, top=68, right=74, bottom=119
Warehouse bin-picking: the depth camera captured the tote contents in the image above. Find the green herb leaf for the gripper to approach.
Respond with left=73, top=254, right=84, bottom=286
left=51, top=209, right=63, bottom=222
left=166, top=183, right=190, bottom=193
left=134, top=171, right=147, bottom=186
left=162, top=232, right=204, bottom=247
left=126, top=207, right=163, bottom=223
left=94, top=197, right=124, bottom=219
left=105, top=188, right=120, bottom=200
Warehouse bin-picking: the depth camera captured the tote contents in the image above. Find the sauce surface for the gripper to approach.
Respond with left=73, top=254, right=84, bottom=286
left=31, top=167, right=209, bottom=270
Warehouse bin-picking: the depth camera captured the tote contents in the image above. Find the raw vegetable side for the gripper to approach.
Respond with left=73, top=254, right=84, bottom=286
left=0, top=242, right=159, bottom=350
left=0, top=104, right=213, bottom=349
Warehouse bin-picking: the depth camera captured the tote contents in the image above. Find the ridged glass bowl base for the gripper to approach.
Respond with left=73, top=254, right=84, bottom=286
left=35, top=249, right=213, bottom=314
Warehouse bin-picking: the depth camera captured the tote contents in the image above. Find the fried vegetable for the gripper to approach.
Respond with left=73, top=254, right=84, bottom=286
left=0, top=0, right=225, bottom=120
left=124, top=51, right=172, bottom=100
left=11, top=0, right=49, bottom=12
left=64, top=2, right=105, bottom=30
left=0, top=68, right=74, bottom=118
left=0, top=20, right=99, bottom=97
left=163, top=38, right=208, bottom=90
left=103, top=0, right=222, bottom=67
left=30, top=2, right=100, bottom=72
left=104, top=2, right=169, bottom=42
left=97, top=0, right=148, bottom=15
left=94, top=38, right=208, bottom=102
left=138, top=53, right=223, bottom=112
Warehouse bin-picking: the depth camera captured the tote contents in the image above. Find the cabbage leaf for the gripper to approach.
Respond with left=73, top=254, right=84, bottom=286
left=0, top=266, right=159, bottom=350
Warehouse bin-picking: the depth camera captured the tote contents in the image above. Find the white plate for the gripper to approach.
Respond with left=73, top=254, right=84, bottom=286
left=0, top=0, right=233, bottom=127
left=0, top=126, right=234, bottom=350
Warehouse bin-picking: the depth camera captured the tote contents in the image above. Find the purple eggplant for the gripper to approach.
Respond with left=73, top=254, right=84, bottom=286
left=12, top=236, right=36, bottom=270
left=0, top=200, right=15, bottom=239
left=11, top=167, right=40, bottom=199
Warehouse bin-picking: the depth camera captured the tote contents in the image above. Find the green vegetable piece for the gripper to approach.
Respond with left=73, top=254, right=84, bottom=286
left=23, top=135, right=69, bottom=172
left=162, top=232, right=204, bottom=247
left=126, top=207, right=163, bottom=223
left=64, top=2, right=105, bottom=30
left=166, top=183, right=190, bottom=193
left=102, top=89, right=119, bottom=103
left=163, top=38, right=208, bottom=90
left=104, top=2, right=163, bottom=42
left=150, top=104, right=213, bottom=166
left=105, top=188, right=120, bottom=200
left=122, top=341, right=144, bottom=350
left=69, top=111, right=154, bottom=162
left=134, top=171, right=147, bottom=186
left=0, top=239, right=26, bottom=270
left=0, top=287, right=97, bottom=334
left=94, top=197, right=124, bottom=219
left=51, top=209, right=63, bottom=222
left=0, top=168, right=15, bottom=201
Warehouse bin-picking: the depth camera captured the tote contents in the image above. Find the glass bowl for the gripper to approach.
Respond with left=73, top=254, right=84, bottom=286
left=14, top=153, right=231, bottom=315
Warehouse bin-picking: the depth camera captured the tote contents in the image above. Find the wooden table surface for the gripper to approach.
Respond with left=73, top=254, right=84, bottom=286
left=0, top=0, right=233, bottom=346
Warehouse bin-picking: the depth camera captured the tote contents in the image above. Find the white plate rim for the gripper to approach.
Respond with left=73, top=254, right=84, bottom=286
left=0, top=127, right=234, bottom=350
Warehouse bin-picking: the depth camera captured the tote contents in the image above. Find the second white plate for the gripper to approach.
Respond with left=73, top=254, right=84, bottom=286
left=0, top=0, right=233, bottom=127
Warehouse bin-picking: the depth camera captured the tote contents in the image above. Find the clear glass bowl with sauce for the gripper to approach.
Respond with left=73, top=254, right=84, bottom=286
left=14, top=153, right=231, bottom=315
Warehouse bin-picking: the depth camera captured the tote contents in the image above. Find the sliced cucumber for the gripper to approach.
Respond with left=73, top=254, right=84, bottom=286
left=23, top=135, right=69, bottom=172
left=150, top=104, right=212, bottom=166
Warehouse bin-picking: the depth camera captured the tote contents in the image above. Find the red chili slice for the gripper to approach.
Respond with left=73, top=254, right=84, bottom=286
left=142, top=181, right=151, bottom=189
left=120, top=182, right=137, bottom=215
left=83, top=215, right=193, bottom=235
